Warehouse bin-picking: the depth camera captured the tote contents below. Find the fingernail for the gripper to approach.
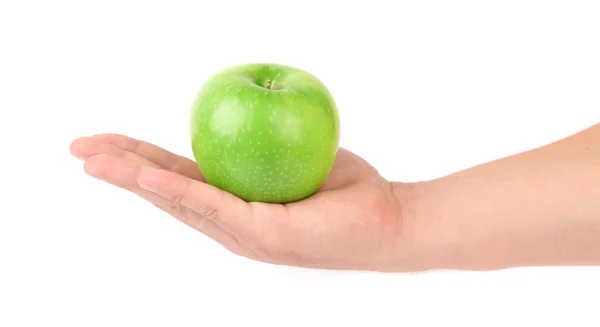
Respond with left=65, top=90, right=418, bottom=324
left=139, top=183, right=157, bottom=193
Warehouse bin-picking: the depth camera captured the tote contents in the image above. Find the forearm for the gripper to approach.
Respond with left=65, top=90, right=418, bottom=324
left=405, top=123, right=600, bottom=270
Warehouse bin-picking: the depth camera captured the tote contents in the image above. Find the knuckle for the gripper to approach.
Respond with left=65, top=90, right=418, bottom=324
left=169, top=192, right=185, bottom=204
left=189, top=212, right=211, bottom=231
left=193, top=204, right=219, bottom=221
left=167, top=202, right=187, bottom=219
left=168, top=157, right=184, bottom=174
left=155, top=202, right=193, bottom=226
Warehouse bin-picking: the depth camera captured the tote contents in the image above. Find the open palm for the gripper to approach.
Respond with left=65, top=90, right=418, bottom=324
left=70, top=134, right=406, bottom=271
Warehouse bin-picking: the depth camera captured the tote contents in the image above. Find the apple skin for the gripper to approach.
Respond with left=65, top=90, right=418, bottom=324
left=189, top=63, right=340, bottom=203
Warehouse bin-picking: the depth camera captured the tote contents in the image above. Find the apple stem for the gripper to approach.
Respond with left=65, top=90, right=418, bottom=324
left=265, top=80, right=272, bottom=89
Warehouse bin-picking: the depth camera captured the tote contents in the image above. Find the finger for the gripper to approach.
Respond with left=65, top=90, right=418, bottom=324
left=83, top=154, right=246, bottom=256
left=73, top=140, right=237, bottom=248
left=70, top=134, right=204, bottom=181
left=152, top=201, right=249, bottom=259
left=70, top=137, right=157, bottom=167
left=91, top=133, right=205, bottom=181
left=136, top=166, right=256, bottom=240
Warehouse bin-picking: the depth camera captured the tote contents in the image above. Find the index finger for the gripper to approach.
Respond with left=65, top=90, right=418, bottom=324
left=91, top=133, right=205, bottom=181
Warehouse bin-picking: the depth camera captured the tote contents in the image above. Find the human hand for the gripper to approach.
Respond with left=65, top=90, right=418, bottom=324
left=69, top=134, right=428, bottom=272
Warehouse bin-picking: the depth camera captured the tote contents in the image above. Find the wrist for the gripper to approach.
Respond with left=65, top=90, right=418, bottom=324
left=390, top=124, right=600, bottom=272
left=407, top=159, right=600, bottom=271
left=403, top=178, right=506, bottom=271
left=392, top=176, right=549, bottom=272
left=388, top=180, right=464, bottom=271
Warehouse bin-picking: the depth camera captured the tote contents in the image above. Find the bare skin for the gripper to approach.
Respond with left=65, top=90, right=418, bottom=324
left=410, top=122, right=600, bottom=271
left=69, top=122, right=600, bottom=272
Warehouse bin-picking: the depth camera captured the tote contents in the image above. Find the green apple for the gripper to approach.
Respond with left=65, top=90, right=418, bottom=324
left=189, top=63, right=340, bottom=203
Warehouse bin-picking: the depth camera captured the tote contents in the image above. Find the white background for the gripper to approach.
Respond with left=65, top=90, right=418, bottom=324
left=1, top=0, right=599, bottom=326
